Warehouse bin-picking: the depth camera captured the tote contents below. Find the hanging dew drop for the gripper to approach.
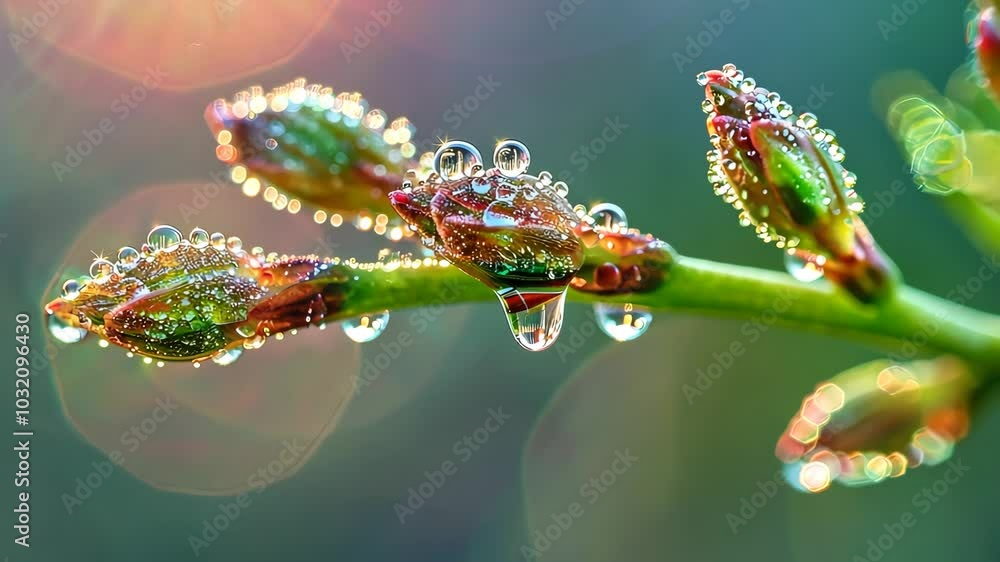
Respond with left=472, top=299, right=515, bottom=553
left=210, top=232, right=226, bottom=249
left=211, top=348, right=243, bottom=366
left=47, top=313, right=88, bottom=344
left=147, top=225, right=182, bottom=251
left=342, top=310, right=390, bottom=343
left=588, top=203, right=628, bottom=232
left=433, top=140, right=483, bottom=181
left=496, top=288, right=567, bottom=352
left=226, top=236, right=243, bottom=252
left=593, top=303, right=652, bottom=342
left=189, top=228, right=210, bottom=247
left=784, top=253, right=824, bottom=283
left=493, top=139, right=530, bottom=178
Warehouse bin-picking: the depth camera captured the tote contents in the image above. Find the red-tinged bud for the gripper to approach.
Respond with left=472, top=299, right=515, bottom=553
left=700, top=64, right=896, bottom=302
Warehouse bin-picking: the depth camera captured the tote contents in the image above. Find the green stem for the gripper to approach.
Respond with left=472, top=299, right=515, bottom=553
left=942, top=192, right=1000, bottom=257
left=319, top=254, right=1000, bottom=370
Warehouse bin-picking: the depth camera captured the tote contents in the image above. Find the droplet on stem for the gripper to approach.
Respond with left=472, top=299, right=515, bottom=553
left=784, top=253, right=824, bottom=283
left=342, top=310, right=390, bottom=343
left=593, top=303, right=652, bottom=342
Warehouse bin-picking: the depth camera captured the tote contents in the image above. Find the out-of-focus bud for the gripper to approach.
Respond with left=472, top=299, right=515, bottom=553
left=700, top=64, right=896, bottom=302
left=205, top=78, right=429, bottom=233
left=973, top=3, right=1000, bottom=100
left=776, top=357, right=973, bottom=493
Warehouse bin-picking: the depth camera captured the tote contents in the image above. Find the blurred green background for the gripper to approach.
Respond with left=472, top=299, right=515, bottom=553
left=2, top=0, right=999, bottom=560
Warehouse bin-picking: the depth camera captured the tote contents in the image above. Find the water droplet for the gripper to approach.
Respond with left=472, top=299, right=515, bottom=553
left=593, top=303, right=652, bottom=342
left=696, top=72, right=709, bottom=86
left=433, top=140, right=482, bottom=181
left=147, top=225, right=182, bottom=251
left=61, top=279, right=81, bottom=300
left=553, top=181, right=569, bottom=198
left=117, top=246, right=139, bottom=270
left=588, top=203, right=628, bottom=232
left=210, top=232, right=226, bottom=249
left=226, top=236, right=243, bottom=252
left=342, top=310, right=390, bottom=343
left=189, top=228, right=210, bottom=247
left=483, top=200, right=518, bottom=228
left=797, top=112, right=819, bottom=130
left=784, top=254, right=824, bottom=282
left=364, top=108, right=387, bottom=130
left=47, top=313, right=88, bottom=344
left=89, top=258, right=116, bottom=279
left=493, top=139, right=530, bottom=177
left=497, top=288, right=567, bottom=352
left=211, top=348, right=243, bottom=366
left=739, top=78, right=757, bottom=93
left=701, top=99, right=715, bottom=114
left=264, top=138, right=278, bottom=150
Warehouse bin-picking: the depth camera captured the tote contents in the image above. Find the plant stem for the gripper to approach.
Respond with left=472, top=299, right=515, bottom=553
left=315, top=253, right=1000, bottom=370
left=942, top=192, right=1000, bottom=257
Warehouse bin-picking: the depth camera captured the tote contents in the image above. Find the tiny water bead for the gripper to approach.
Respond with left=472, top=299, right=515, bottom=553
left=482, top=200, right=518, bottom=228
left=587, top=203, right=628, bottom=232
left=61, top=279, right=81, bottom=300
left=210, top=232, right=226, bottom=249
left=211, top=348, right=243, bottom=366
left=497, top=288, right=567, bottom=352
left=147, top=225, right=183, bottom=250
left=47, top=313, right=88, bottom=344
left=89, top=258, right=116, bottom=280
left=117, top=246, right=140, bottom=270
left=434, top=140, right=483, bottom=180
left=342, top=311, right=390, bottom=343
left=593, top=303, right=652, bottom=342
left=189, top=228, right=210, bottom=247
left=784, top=253, right=825, bottom=283
left=493, top=139, right=531, bottom=178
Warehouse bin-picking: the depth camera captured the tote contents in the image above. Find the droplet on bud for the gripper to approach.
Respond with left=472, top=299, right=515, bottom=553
left=588, top=203, right=628, bottom=232
left=210, top=232, right=226, bottom=249
left=47, top=313, right=88, bottom=344
left=61, top=279, right=81, bottom=300
left=211, top=348, right=243, bottom=366
left=342, top=310, right=390, bottom=343
left=483, top=200, right=518, bottom=228
left=493, top=139, right=531, bottom=178
left=117, top=246, right=140, bottom=270
left=147, top=225, right=182, bottom=251
left=434, top=141, right=483, bottom=181
left=593, top=303, right=652, bottom=342
left=497, top=288, right=567, bottom=352
left=226, top=236, right=243, bottom=252
left=189, top=228, right=210, bottom=247
left=89, top=259, right=116, bottom=280
left=784, top=253, right=824, bottom=283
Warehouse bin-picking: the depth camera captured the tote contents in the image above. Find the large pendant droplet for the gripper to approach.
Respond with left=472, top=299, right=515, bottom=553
left=496, top=287, right=567, bottom=352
